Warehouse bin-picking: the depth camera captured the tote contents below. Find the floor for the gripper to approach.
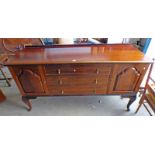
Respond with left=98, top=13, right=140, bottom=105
left=0, top=79, right=150, bottom=116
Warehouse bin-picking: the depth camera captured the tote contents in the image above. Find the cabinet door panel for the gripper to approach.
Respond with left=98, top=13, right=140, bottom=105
left=12, top=66, right=45, bottom=94
left=109, top=64, right=149, bottom=94
left=18, top=69, right=44, bottom=93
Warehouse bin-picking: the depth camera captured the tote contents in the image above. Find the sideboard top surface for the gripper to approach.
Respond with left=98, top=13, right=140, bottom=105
left=4, top=44, right=152, bottom=65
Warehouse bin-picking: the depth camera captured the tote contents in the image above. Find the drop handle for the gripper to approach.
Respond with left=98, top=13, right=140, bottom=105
left=96, top=69, right=99, bottom=74
left=95, top=79, right=98, bottom=84
left=59, top=80, right=63, bottom=85
left=61, top=90, right=64, bottom=95
left=58, top=69, right=61, bottom=74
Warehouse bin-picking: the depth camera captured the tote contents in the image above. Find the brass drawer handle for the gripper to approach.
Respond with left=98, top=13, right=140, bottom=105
left=59, top=80, right=63, bottom=85
left=58, top=69, right=61, bottom=74
left=96, top=69, right=99, bottom=74
left=95, top=79, right=98, bottom=84
left=61, top=90, right=64, bottom=94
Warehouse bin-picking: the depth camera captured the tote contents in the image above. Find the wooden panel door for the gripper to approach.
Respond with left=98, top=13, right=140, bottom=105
left=11, top=66, right=45, bottom=94
left=108, top=63, right=149, bottom=94
left=18, top=69, right=44, bottom=93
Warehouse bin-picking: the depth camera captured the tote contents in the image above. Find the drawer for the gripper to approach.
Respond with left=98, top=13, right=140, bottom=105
left=44, top=64, right=111, bottom=75
left=46, top=75, right=110, bottom=86
left=48, top=86, right=107, bottom=95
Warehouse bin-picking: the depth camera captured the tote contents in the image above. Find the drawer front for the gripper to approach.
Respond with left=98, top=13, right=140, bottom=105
left=44, top=64, right=111, bottom=75
left=44, top=64, right=111, bottom=95
left=46, top=75, right=110, bottom=86
left=48, top=86, right=107, bottom=95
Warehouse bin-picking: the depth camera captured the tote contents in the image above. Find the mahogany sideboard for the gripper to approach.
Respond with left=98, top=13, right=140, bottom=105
left=2, top=44, right=153, bottom=111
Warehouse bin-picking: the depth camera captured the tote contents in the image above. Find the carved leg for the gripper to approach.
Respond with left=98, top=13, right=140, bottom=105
left=127, top=95, right=137, bottom=111
left=22, top=96, right=32, bottom=111
left=98, top=99, right=101, bottom=103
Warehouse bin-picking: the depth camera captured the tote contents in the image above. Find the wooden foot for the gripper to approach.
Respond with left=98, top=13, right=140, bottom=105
left=22, top=96, right=32, bottom=111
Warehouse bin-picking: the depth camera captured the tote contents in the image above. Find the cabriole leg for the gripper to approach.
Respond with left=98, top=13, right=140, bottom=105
left=22, top=96, right=32, bottom=111
left=127, top=95, right=137, bottom=111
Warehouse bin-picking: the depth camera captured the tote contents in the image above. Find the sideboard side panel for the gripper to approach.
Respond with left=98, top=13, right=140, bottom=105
left=8, top=66, right=25, bottom=96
